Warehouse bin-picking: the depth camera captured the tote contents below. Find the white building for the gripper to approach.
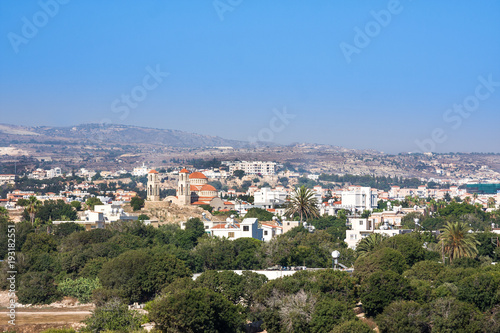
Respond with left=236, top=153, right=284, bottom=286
left=0, top=174, right=15, bottom=185
left=46, top=167, right=62, bottom=179
left=224, top=161, right=277, bottom=176
left=94, top=204, right=138, bottom=223
left=53, top=204, right=138, bottom=231
left=344, top=218, right=412, bottom=250
left=254, top=187, right=288, bottom=208
left=132, top=163, right=150, bottom=177
left=210, top=217, right=263, bottom=240
left=341, top=186, right=378, bottom=212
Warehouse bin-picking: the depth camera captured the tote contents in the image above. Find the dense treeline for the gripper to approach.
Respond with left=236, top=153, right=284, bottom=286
left=2, top=203, right=500, bottom=332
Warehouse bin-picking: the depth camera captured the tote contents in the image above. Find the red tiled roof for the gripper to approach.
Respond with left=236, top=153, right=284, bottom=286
left=200, top=184, right=217, bottom=192
left=189, top=172, right=207, bottom=179
left=179, top=168, right=189, bottom=173
left=148, top=170, right=158, bottom=174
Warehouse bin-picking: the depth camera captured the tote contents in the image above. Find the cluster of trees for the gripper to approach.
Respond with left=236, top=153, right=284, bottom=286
left=350, top=231, right=500, bottom=332
left=2, top=190, right=500, bottom=331
left=318, top=173, right=429, bottom=191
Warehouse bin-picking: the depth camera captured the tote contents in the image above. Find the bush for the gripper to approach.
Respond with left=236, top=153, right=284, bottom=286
left=57, top=277, right=101, bottom=303
left=82, top=300, right=142, bottom=332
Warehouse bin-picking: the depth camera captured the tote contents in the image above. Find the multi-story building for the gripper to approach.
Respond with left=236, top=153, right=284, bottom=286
left=224, top=161, right=277, bottom=176
left=254, top=187, right=288, bottom=208
left=0, top=174, right=15, bottom=185
left=341, top=186, right=378, bottom=212
left=345, top=218, right=412, bottom=250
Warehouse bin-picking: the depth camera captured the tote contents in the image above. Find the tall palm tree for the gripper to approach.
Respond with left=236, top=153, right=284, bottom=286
left=27, top=195, right=41, bottom=226
left=472, top=192, right=478, bottom=205
left=285, top=186, right=319, bottom=222
left=439, top=221, right=479, bottom=264
left=356, top=233, right=386, bottom=257
left=464, top=196, right=471, bottom=205
left=488, top=197, right=496, bottom=209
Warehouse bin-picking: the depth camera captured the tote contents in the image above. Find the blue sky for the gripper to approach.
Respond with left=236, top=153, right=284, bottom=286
left=1, top=0, right=499, bottom=153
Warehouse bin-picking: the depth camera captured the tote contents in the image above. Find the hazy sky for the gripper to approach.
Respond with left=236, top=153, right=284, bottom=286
left=1, top=1, right=499, bottom=153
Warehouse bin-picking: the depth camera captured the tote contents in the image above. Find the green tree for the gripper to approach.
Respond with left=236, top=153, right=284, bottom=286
left=130, top=196, right=145, bottom=211
left=52, top=222, right=84, bottom=237
left=27, top=195, right=41, bottom=225
left=195, top=270, right=244, bottom=304
left=17, top=271, right=62, bottom=305
left=354, top=247, right=408, bottom=282
left=244, top=207, right=274, bottom=221
left=382, top=233, right=426, bottom=267
left=85, top=197, right=103, bottom=210
left=376, top=300, right=430, bottom=333
left=285, top=185, right=319, bottom=222
left=70, top=200, right=82, bottom=211
left=233, top=170, right=245, bottom=179
left=148, top=287, right=244, bottom=333
left=439, top=221, right=479, bottom=264
left=360, top=270, right=412, bottom=317
left=429, top=297, right=485, bottom=333
left=82, top=300, right=142, bottom=332
left=310, top=298, right=356, bottom=333
left=137, top=214, right=149, bottom=221
left=457, top=272, right=500, bottom=311
left=356, top=233, right=386, bottom=257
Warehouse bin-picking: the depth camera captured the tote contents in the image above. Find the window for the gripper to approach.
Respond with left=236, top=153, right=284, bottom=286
left=228, top=232, right=235, bottom=238
left=264, top=231, right=268, bottom=235
left=359, top=220, right=363, bottom=225
left=243, top=226, right=249, bottom=231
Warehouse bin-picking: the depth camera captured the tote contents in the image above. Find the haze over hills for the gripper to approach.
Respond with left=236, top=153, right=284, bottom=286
left=0, top=123, right=254, bottom=149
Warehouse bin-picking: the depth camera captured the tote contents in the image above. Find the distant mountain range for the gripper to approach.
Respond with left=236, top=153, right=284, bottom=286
left=0, top=123, right=255, bottom=148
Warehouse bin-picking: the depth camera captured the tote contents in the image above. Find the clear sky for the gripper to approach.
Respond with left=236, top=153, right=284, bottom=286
left=1, top=0, right=499, bottom=153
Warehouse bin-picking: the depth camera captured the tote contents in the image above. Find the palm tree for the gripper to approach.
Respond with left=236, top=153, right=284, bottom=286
left=285, top=186, right=319, bottom=222
left=488, top=197, right=496, bottom=209
left=464, top=196, right=471, bottom=205
left=27, top=195, right=41, bottom=226
left=472, top=192, right=478, bottom=205
left=439, top=221, right=479, bottom=264
left=356, top=233, right=386, bottom=257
